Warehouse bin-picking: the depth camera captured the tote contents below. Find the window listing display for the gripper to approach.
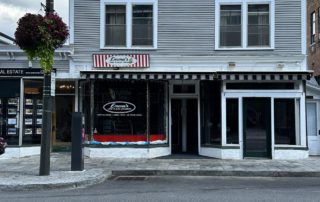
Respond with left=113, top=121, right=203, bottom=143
left=0, top=98, right=20, bottom=145
left=23, top=97, right=43, bottom=144
left=22, top=79, right=43, bottom=145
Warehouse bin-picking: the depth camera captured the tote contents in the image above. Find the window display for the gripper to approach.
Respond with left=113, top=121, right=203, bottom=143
left=200, top=81, right=221, bottom=146
left=8, top=98, right=18, bottom=105
left=7, top=118, right=17, bottom=125
left=22, top=79, right=43, bottom=145
left=83, top=80, right=168, bottom=146
left=25, top=99, right=33, bottom=105
left=0, top=97, right=20, bottom=144
left=25, top=119, right=33, bottom=125
left=274, top=99, right=299, bottom=145
left=93, top=80, right=147, bottom=145
left=7, top=108, right=17, bottom=115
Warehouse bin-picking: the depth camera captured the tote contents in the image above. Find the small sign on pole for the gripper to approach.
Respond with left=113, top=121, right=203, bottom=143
left=51, top=72, right=56, bottom=96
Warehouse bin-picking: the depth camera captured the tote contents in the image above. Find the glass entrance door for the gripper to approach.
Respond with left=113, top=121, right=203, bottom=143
left=243, top=98, right=271, bottom=158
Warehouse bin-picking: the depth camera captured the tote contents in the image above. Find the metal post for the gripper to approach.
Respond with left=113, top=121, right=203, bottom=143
left=40, top=73, right=52, bottom=176
left=71, top=112, right=84, bottom=171
left=39, top=0, right=54, bottom=176
left=90, top=80, right=94, bottom=141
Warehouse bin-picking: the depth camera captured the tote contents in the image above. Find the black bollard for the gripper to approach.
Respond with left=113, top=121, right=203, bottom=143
left=71, top=112, right=84, bottom=171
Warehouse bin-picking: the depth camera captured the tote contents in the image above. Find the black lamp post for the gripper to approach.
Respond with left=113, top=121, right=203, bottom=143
left=39, top=0, right=54, bottom=176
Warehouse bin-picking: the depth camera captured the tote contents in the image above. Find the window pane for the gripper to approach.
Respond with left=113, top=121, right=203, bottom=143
left=201, top=81, right=221, bottom=146
left=220, top=5, right=242, bottom=47
left=105, top=5, right=126, bottom=46
left=311, top=12, right=316, bottom=44
left=227, top=99, right=239, bottom=144
left=150, top=82, right=168, bottom=144
left=248, top=4, right=270, bottom=47
left=274, top=99, right=297, bottom=145
left=132, top=5, right=153, bottom=46
left=173, top=85, right=195, bottom=94
left=307, top=103, right=317, bottom=136
left=93, top=81, right=147, bottom=145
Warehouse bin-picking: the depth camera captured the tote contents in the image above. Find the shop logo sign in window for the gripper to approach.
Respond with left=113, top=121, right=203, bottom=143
left=103, top=101, right=136, bottom=114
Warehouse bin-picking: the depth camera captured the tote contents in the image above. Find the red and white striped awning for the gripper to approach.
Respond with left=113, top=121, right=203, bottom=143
left=93, top=54, right=150, bottom=68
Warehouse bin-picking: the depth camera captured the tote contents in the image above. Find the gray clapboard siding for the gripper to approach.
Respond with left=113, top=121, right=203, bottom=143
left=73, top=0, right=303, bottom=62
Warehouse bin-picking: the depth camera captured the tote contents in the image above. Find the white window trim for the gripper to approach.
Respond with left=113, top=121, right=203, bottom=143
left=215, top=0, right=275, bottom=50
left=100, top=0, right=158, bottom=49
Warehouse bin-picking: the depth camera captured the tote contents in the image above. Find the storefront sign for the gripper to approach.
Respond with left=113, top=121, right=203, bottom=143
left=93, top=54, right=150, bottom=68
left=103, top=101, right=136, bottom=114
left=0, top=68, right=44, bottom=76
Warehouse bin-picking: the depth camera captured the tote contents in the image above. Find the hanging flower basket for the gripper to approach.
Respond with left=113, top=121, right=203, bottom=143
left=15, top=13, right=69, bottom=73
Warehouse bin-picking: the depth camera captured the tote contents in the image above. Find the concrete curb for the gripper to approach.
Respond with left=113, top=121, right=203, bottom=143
left=111, top=170, right=320, bottom=177
left=0, top=169, right=110, bottom=191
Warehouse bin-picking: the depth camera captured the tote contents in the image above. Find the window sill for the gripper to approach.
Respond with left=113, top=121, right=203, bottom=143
left=215, top=47, right=274, bottom=51
left=274, top=145, right=308, bottom=150
left=100, top=47, right=157, bottom=51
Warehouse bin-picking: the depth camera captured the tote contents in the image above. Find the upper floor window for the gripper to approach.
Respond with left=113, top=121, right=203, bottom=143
left=105, top=5, right=126, bottom=46
left=311, top=11, right=316, bottom=44
left=100, top=0, right=157, bottom=49
left=215, top=0, right=274, bottom=50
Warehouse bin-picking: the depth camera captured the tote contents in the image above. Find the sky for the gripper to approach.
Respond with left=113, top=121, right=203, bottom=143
left=0, top=0, right=69, bottom=38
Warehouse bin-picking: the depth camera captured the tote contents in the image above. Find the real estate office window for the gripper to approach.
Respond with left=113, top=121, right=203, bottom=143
left=101, top=1, right=157, bottom=49
left=216, top=0, right=274, bottom=50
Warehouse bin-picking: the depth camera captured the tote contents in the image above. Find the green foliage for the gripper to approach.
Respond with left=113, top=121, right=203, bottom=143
left=15, top=13, right=69, bottom=74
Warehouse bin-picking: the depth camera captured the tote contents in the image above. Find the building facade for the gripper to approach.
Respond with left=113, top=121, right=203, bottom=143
left=306, top=0, right=320, bottom=155
left=0, top=0, right=311, bottom=159
left=70, top=0, right=311, bottom=159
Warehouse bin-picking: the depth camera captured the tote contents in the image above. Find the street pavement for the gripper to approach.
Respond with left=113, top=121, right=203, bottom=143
left=1, top=153, right=320, bottom=191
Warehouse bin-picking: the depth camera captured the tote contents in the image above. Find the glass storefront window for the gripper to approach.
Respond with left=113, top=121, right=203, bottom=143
left=94, top=80, right=147, bottom=145
left=200, top=81, right=221, bottom=146
left=22, top=79, right=43, bottom=145
left=81, top=80, right=168, bottom=146
left=226, top=98, right=239, bottom=144
left=150, top=82, right=168, bottom=144
left=274, top=98, right=300, bottom=145
left=0, top=79, right=20, bottom=146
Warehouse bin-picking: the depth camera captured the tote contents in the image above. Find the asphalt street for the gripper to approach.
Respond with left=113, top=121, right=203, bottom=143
left=1, top=176, right=320, bottom=202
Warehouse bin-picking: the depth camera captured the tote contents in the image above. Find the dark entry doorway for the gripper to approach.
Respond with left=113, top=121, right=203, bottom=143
left=171, top=99, right=198, bottom=154
left=53, top=95, right=74, bottom=151
left=243, top=98, right=271, bottom=158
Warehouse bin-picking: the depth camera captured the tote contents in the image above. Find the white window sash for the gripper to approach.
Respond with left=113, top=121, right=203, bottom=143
left=215, top=0, right=275, bottom=50
left=100, top=0, right=157, bottom=49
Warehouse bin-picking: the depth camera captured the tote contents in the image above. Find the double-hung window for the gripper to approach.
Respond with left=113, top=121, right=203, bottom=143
left=101, top=0, right=157, bottom=49
left=216, top=0, right=274, bottom=49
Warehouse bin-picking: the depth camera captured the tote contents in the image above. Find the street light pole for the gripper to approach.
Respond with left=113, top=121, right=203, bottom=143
left=39, top=0, right=54, bottom=176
